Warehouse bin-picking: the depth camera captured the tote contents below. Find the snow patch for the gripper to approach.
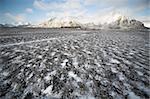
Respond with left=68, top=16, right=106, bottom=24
left=68, top=71, right=82, bottom=82
left=61, top=59, right=68, bottom=68
left=111, top=67, right=118, bottom=73
left=118, top=73, right=125, bottom=81
left=51, top=52, right=56, bottom=56
left=37, top=55, right=42, bottom=59
left=43, top=85, right=53, bottom=95
left=79, top=95, right=95, bottom=99
left=110, top=58, right=120, bottom=64
left=72, top=57, right=78, bottom=68
left=2, top=71, right=9, bottom=76
left=27, top=72, right=33, bottom=80
left=127, top=92, right=140, bottom=99
left=136, top=71, right=143, bottom=76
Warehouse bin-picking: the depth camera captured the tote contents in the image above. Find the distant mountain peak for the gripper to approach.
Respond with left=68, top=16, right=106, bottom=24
left=37, top=15, right=147, bottom=29
left=39, top=17, right=82, bottom=28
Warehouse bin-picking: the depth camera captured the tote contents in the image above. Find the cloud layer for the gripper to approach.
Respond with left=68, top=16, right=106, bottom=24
left=26, top=8, right=33, bottom=13
left=1, top=0, right=149, bottom=26
left=5, top=13, right=26, bottom=23
left=33, top=0, right=149, bottom=19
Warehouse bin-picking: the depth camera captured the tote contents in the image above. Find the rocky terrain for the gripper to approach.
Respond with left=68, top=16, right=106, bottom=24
left=0, top=28, right=149, bottom=99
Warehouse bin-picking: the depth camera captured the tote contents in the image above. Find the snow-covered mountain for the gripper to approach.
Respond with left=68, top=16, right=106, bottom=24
left=0, top=22, right=31, bottom=28
left=82, top=22, right=101, bottom=29
left=39, top=17, right=82, bottom=28
left=15, top=22, right=31, bottom=27
left=102, top=16, right=146, bottom=29
left=1, top=14, right=147, bottom=29
left=0, top=24, right=5, bottom=27
left=38, top=15, right=147, bottom=29
left=0, top=24, right=15, bottom=27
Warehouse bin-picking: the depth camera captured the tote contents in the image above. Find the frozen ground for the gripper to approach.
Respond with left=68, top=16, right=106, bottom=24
left=0, top=28, right=149, bottom=99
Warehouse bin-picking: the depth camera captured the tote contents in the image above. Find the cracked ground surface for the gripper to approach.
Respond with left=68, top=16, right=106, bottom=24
left=0, top=28, right=149, bottom=99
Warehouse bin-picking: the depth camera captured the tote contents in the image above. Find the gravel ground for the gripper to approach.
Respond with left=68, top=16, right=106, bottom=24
left=0, top=28, right=149, bottom=99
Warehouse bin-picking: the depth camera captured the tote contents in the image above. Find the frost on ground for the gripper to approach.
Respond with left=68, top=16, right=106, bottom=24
left=0, top=28, right=149, bottom=99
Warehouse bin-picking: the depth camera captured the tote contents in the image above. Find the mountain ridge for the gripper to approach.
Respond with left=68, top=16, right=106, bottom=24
left=38, top=15, right=148, bottom=29
left=0, top=15, right=149, bottom=29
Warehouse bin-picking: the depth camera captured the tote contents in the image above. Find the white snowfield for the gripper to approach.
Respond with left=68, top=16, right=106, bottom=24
left=0, top=38, right=58, bottom=48
left=0, top=28, right=149, bottom=99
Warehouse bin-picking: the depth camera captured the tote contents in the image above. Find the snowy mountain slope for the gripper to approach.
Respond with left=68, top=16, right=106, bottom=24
left=38, top=15, right=147, bottom=29
left=39, top=17, right=82, bottom=28
left=82, top=23, right=101, bottom=29
left=0, top=24, right=15, bottom=27
left=1, top=14, right=147, bottom=29
left=0, top=22, right=31, bottom=28
left=103, top=16, right=146, bottom=29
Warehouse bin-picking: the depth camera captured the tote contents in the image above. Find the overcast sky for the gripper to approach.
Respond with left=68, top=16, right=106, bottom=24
left=0, top=0, right=149, bottom=24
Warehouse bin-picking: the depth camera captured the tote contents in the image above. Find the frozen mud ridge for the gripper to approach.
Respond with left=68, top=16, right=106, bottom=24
left=0, top=28, right=149, bottom=99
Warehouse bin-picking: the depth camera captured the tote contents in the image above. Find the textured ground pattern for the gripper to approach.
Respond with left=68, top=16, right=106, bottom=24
left=0, top=28, right=149, bottom=99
